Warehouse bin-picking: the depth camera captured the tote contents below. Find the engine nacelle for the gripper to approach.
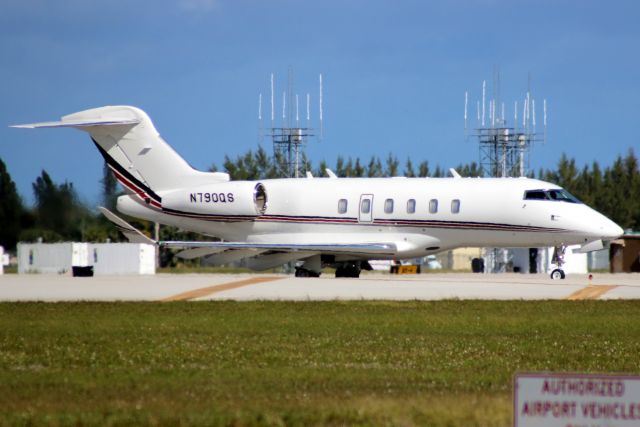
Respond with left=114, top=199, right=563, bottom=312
left=160, top=181, right=267, bottom=217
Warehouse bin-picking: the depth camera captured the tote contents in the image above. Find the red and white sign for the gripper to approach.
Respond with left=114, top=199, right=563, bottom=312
left=514, top=373, right=640, bottom=427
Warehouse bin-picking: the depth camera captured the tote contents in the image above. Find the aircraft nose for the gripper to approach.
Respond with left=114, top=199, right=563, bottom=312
left=603, top=220, right=624, bottom=240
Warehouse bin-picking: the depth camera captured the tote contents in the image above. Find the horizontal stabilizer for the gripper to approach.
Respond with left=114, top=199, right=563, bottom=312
left=99, top=207, right=155, bottom=245
left=11, top=118, right=139, bottom=129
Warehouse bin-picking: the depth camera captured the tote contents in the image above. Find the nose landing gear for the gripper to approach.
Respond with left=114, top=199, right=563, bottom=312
left=550, top=245, right=566, bottom=280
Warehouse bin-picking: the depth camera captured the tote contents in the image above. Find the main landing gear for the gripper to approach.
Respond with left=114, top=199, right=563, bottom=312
left=294, top=267, right=321, bottom=278
left=294, top=255, right=322, bottom=278
left=293, top=257, right=367, bottom=279
left=550, top=245, right=566, bottom=280
left=335, top=262, right=361, bottom=278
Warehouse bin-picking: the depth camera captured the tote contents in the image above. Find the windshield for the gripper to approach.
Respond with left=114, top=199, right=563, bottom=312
left=524, top=189, right=582, bottom=204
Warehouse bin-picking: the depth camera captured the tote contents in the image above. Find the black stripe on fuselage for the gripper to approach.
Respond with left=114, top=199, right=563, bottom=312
left=91, top=138, right=162, bottom=204
left=155, top=209, right=568, bottom=233
left=160, top=206, right=257, bottom=222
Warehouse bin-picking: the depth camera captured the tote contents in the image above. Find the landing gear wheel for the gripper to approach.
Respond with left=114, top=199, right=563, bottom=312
left=335, top=263, right=361, bottom=278
left=551, top=245, right=567, bottom=280
left=295, top=267, right=320, bottom=278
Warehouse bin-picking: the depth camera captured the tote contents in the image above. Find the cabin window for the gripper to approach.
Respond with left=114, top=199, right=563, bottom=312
left=384, top=198, right=394, bottom=214
left=337, top=199, right=348, bottom=214
left=361, top=199, right=371, bottom=214
left=429, top=199, right=438, bottom=214
left=407, top=199, right=416, bottom=214
left=451, top=199, right=460, bottom=214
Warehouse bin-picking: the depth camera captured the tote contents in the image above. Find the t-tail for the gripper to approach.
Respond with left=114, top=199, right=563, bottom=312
left=12, top=106, right=229, bottom=208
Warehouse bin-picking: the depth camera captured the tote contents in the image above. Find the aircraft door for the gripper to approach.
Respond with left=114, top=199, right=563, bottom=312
left=359, top=194, right=374, bottom=223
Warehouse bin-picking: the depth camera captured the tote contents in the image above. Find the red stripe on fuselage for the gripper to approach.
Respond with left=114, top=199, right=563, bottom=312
left=110, top=166, right=162, bottom=209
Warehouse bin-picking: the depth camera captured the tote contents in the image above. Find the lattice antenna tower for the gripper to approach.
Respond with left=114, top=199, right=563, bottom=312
left=258, top=68, right=324, bottom=178
left=464, top=73, right=547, bottom=178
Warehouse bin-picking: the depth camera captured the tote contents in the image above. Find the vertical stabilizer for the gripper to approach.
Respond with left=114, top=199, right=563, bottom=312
left=13, top=106, right=229, bottom=205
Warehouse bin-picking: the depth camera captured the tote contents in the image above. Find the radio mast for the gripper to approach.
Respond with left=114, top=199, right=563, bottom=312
left=259, top=68, right=324, bottom=178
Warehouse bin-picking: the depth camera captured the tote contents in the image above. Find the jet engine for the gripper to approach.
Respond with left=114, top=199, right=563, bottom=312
left=160, top=182, right=267, bottom=217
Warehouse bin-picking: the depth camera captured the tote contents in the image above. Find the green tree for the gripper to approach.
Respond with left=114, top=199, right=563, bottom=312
left=335, top=156, right=346, bottom=177
left=367, top=156, right=383, bottom=177
left=385, top=154, right=399, bottom=177
left=404, top=158, right=416, bottom=177
left=224, top=150, right=258, bottom=180
left=0, top=158, right=23, bottom=250
left=353, top=158, right=365, bottom=177
left=255, top=146, right=278, bottom=178
left=29, top=170, right=90, bottom=241
left=456, top=162, right=482, bottom=177
left=101, top=162, right=118, bottom=210
left=417, top=161, right=430, bottom=177
left=315, top=160, right=329, bottom=178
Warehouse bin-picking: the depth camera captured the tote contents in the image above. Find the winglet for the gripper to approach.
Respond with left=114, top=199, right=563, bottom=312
left=99, top=207, right=155, bottom=245
left=449, top=168, right=462, bottom=178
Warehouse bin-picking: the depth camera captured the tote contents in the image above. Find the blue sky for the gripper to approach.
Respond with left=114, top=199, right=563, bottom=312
left=1, top=0, right=639, bottom=206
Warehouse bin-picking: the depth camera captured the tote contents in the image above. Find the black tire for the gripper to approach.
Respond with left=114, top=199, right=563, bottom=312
left=345, top=264, right=361, bottom=278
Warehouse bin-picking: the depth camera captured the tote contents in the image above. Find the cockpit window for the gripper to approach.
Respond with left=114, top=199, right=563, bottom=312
left=524, top=189, right=582, bottom=203
left=524, top=190, right=547, bottom=200
left=547, top=189, right=581, bottom=203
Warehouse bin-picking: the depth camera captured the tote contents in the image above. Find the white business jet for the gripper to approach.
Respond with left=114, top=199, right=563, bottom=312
left=14, top=106, right=623, bottom=279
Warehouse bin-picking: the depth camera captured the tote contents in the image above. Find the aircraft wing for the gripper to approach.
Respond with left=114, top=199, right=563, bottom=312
left=99, top=207, right=398, bottom=258
left=160, top=240, right=398, bottom=256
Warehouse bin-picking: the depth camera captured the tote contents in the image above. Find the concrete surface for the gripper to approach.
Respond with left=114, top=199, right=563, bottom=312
left=0, top=272, right=639, bottom=302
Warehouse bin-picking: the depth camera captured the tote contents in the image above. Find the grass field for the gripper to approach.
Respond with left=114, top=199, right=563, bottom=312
left=1, top=301, right=639, bottom=426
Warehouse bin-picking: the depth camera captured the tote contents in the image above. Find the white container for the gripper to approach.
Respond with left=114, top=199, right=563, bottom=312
left=19, top=243, right=74, bottom=274
left=18, top=242, right=156, bottom=275
left=89, top=243, right=155, bottom=275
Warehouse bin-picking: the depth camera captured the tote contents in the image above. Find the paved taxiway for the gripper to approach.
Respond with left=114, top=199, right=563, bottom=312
left=0, top=272, right=639, bottom=301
